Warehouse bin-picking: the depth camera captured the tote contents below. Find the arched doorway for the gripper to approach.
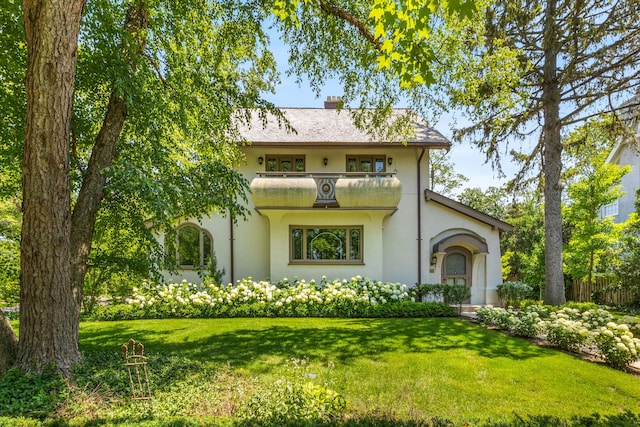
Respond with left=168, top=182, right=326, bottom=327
left=442, top=247, right=472, bottom=303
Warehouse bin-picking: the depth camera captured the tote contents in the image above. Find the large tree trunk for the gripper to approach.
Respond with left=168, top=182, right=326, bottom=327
left=542, top=0, right=566, bottom=306
left=0, top=312, right=18, bottom=376
left=70, top=1, right=148, bottom=316
left=19, top=0, right=86, bottom=373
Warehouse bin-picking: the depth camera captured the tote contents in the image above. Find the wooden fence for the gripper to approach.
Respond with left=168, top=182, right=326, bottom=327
left=569, top=277, right=639, bottom=306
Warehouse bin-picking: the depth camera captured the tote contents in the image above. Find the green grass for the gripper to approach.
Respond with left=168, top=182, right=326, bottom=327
left=78, top=317, right=640, bottom=422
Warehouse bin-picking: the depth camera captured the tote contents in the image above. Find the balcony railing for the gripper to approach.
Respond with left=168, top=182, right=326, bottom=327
left=250, top=172, right=402, bottom=209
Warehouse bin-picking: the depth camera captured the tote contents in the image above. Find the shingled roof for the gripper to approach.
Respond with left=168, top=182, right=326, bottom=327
left=239, top=108, right=450, bottom=148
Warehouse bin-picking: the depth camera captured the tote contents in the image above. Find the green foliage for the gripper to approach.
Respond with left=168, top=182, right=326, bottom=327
left=497, top=281, right=534, bottom=308
left=239, top=357, right=345, bottom=423
left=457, top=186, right=509, bottom=220
left=0, top=366, right=67, bottom=419
left=0, top=198, right=21, bottom=304
left=429, top=151, right=468, bottom=196
left=614, top=192, right=640, bottom=306
left=592, top=322, right=640, bottom=370
left=88, top=299, right=456, bottom=321
left=200, top=252, right=226, bottom=285
left=562, top=118, right=630, bottom=284
left=499, top=193, right=545, bottom=290
left=0, top=1, right=25, bottom=198
left=476, top=304, right=640, bottom=369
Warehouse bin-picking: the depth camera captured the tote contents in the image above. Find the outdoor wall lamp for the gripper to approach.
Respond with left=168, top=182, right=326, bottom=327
left=430, top=255, right=437, bottom=266
left=323, top=157, right=328, bottom=166
left=258, top=156, right=264, bottom=165
left=388, top=157, right=393, bottom=165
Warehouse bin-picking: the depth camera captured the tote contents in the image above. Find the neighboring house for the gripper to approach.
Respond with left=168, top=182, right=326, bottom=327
left=603, top=96, right=640, bottom=223
left=159, top=97, right=513, bottom=305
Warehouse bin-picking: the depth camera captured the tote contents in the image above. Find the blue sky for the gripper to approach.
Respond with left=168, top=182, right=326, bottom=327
left=263, top=80, right=517, bottom=193
left=260, top=32, right=518, bottom=193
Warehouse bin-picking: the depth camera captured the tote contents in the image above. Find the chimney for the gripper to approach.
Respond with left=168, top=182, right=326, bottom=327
left=324, top=95, right=342, bottom=109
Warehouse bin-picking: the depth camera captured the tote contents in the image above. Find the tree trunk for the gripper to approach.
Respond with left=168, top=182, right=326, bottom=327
left=0, top=312, right=18, bottom=377
left=19, top=0, right=86, bottom=373
left=70, top=1, right=148, bottom=316
left=542, top=0, right=566, bottom=306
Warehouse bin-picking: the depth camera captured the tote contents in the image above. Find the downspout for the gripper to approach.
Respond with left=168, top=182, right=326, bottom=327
left=229, top=213, right=235, bottom=283
left=417, top=147, right=426, bottom=285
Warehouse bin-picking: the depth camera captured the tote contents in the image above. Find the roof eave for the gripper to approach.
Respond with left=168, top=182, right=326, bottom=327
left=424, top=189, right=514, bottom=232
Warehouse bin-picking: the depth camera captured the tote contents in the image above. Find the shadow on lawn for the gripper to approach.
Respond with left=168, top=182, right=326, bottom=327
left=79, top=318, right=551, bottom=368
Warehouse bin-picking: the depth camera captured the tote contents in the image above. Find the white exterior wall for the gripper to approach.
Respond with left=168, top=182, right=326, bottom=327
left=161, top=144, right=506, bottom=305
left=615, top=144, right=640, bottom=223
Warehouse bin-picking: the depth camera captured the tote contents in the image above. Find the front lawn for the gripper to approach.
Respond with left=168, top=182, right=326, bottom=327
left=75, top=317, right=640, bottom=423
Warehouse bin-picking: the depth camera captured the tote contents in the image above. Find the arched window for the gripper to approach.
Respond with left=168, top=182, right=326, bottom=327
left=175, top=224, right=212, bottom=269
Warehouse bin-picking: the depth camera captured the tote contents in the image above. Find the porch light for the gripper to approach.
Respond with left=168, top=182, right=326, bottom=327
left=388, top=157, right=393, bottom=165
left=430, top=255, right=437, bottom=266
left=323, top=157, right=328, bottom=166
left=258, top=156, right=264, bottom=165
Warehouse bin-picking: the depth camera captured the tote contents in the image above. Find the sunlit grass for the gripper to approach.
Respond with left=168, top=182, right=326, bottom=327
left=79, top=317, right=640, bottom=422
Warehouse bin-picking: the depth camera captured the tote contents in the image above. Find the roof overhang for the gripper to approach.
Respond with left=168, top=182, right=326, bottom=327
left=424, top=189, right=514, bottom=232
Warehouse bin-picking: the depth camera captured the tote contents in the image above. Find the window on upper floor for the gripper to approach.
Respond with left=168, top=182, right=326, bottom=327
left=266, top=155, right=305, bottom=172
left=601, top=200, right=619, bottom=218
left=290, top=226, right=363, bottom=264
left=346, top=155, right=386, bottom=173
left=168, top=224, right=212, bottom=269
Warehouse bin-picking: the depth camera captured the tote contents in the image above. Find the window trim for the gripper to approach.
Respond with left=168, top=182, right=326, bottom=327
left=289, top=225, right=364, bottom=265
left=601, top=200, right=619, bottom=218
left=174, top=223, right=213, bottom=270
left=265, top=154, right=306, bottom=172
left=346, top=155, right=386, bottom=173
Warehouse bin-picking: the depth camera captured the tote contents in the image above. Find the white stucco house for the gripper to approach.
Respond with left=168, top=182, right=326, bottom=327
left=159, top=98, right=513, bottom=305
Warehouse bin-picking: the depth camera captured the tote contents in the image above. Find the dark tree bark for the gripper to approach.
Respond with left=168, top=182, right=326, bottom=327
left=541, top=0, right=566, bottom=305
left=70, top=1, right=148, bottom=317
left=19, top=0, right=86, bottom=373
left=0, top=312, right=18, bottom=376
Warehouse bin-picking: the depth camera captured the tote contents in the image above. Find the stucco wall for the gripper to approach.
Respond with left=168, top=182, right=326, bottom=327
left=161, top=144, right=506, bottom=305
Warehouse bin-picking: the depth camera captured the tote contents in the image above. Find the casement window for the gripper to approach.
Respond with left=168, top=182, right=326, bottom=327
left=601, top=201, right=619, bottom=218
left=346, top=155, right=386, bottom=173
left=266, top=155, right=305, bottom=172
left=290, top=226, right=363, bottom=264
left=174, top=224, right=212, bottom=269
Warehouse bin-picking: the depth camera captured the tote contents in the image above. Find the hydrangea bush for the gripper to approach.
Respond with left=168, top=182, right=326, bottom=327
left=592, top=322, right=640, bottom=369
left=104, top=276, right=458, bottom=320
left=474, top=304, right=640, bottom=369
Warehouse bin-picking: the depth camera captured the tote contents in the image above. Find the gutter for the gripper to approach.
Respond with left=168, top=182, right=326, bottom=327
left=417, top=147, right=426, bottom=285
left=229, top=213, right=235, bottom=283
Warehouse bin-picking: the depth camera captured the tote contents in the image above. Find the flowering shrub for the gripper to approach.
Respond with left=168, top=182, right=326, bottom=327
left=475, top=305, right=504, bottom=325
left=592, top=322, right=640, bottom=369
left=473, top=304, right=640, bottom=369
left=579, top=308, right=614, bottom=330
left=474, top=306, right=543, bottom=338
left=617, top=315, right=640, bottom=336
left=511, top=310, right=545, bottom=338
left=103, top=276, right=458, bottom=320
left=544, top=311, right=590, bottom=351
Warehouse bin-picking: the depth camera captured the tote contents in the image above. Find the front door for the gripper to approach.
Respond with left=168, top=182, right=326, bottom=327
left=442, top=247, right=471, bottom=303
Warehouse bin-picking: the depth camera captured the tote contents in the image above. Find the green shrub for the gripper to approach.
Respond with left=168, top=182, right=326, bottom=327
left=497, top=282, right=534, bottom=308
left=409, top=284, right=445, bottom=302
left=238, top=357, right=345, bottom=424
left=591, top=322, right=640, bottom=369
left=88, top=277, right=460, bottom=321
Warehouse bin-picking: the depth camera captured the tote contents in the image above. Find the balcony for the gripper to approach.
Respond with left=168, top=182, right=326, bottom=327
left=250, top=172, right=402, bottom=209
